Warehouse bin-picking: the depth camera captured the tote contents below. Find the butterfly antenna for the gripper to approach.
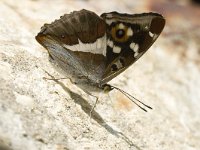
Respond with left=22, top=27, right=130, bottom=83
left=110, top=85, right=152, bottom=112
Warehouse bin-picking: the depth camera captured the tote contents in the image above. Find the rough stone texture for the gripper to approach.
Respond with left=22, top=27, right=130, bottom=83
left=0, top=0, right=200, bottom=150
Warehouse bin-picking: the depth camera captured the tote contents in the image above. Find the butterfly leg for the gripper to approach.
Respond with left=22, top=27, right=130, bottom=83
left=43, top=76, right=72, bottom=82
left=43, top=70, right=74, bottom=83
left=89, top=96, right=99, bottom=119
left=82, top=90, right=99, bottom=119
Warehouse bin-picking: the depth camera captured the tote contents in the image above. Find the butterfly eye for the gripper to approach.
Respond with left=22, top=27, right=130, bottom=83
left=111, top=24, right=129, bottom=42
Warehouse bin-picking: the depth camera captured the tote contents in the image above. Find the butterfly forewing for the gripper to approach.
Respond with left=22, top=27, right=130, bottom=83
left=100, top=12, right=165, bottom=84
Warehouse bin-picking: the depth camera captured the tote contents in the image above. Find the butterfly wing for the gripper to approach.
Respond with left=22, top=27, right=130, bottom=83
left=36, top=9, right=107, bottom=85
left=36, top=10, right=165, bottom=89
left=100, top=12, right=165, bottom=84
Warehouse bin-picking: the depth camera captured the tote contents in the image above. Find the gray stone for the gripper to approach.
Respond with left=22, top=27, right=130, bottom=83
left=0, top=0, right=200, bottom=150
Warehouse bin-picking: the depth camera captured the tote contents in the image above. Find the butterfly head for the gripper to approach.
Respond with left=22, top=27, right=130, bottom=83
left=101, top=84, right=113, bottom=93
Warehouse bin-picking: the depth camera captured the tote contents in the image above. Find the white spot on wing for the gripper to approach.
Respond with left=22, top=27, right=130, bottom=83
left=119, top=23, right=125, bottom=29
left=97, top=38, right=102, bottom=49
left=130, top=42, right=136, bottom=51
left=130, top=42, right=139, bottom=57
left=101, top=34, right=107, bottom=56
left=79, top=39, right=91, bottom=52
left=90, top=40, right=96, bottom=50
left=153, top=34, right=158, bottom=40
left=115, top=60, right=123, bottom=68
left=134, top=52, right=139, bottom=57
left=107, top=39, right=113, bottom=48
left=113, top=46, right=121, bottom=53
left=106, top=19, right=114, bottom=25
left=149, top=31, right=154, bottom=37
left=134, top=44, right=139, bottom=52
left=63, top=34, right=107, bottom=56
left=127, top=27, right=133, bottom=36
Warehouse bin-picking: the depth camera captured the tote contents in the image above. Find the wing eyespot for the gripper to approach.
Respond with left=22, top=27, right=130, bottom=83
left=111, top=23, right=130, bottom=43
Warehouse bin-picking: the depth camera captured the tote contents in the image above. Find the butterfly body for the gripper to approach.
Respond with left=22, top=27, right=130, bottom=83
left=36, top=9, right=165, bottom=93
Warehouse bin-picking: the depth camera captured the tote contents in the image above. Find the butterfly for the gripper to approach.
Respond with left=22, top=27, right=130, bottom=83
left=36, top=9, right=165, bottom=111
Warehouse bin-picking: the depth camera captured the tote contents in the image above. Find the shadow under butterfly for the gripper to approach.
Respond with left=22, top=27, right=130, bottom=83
left=36, top=9, right=165, bottom=112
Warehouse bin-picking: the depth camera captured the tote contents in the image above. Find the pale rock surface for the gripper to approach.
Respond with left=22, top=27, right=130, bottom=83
left=0, top=0, right=200, bottom=150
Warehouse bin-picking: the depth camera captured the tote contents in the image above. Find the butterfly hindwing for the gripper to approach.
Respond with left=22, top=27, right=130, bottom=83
left=36, top=9, right=107, bottom=85
left=100, top=12, right=165, bottom=84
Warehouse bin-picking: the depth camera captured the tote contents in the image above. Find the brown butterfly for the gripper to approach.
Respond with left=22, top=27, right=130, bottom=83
left=36, top=9, right=165, bottom=111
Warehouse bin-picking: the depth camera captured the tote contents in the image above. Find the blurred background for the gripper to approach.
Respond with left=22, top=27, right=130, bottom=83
left=0, top=0, right=200, bottom=150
